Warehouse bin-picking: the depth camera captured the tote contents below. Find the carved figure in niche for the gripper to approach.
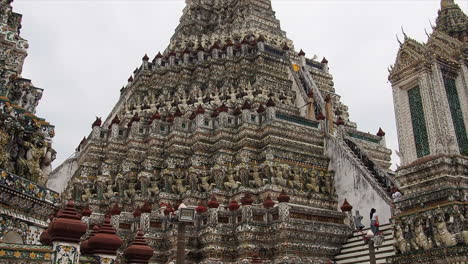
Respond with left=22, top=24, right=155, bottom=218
left=96, top=182, right=104, bottom=200
left=325, top=171, right=335, bottom=195
left=271, top=166, right=287, bottom=187
left=395, top=225, right=410, bottom=254
left=403, top=224, right=419, bottom=251
left=103, top=184, right=116, bottom=200
left=163, top=170, right=175, bottom=193
left=81, top=187, right=93, bottom=202
left=262, top=164, right=273, bottom=184
left=73, top=185, right=82, bottom=201
left=237, top=166, right=249, bottom=186
left=200, top=172, right=214, bottom=192
left=414, top=221, right=433, bottom=250
left=249, top=166, right=264, bottom=188
left=288, top=167, right=303, bottom=190
left=148, top=181, right=159, bottom=197
left=463, top=216, right=468, bottom=244
left=432, top=218, right=442, bottom=248
left=212, top=167, right=225, bottom=189
left=139, top=178, right=149, bottom=197
left=187, top=169, right=199, bottom=191
left=305, top=169, right=319, bottom=193
left=224, top=167, right=240, bottom=190
left=124, top=183, right=136, bottom=200
left=17, top=133, right=47, bottom=184
left=172, top=173, right=186, bottom=194
left=40, top=145, right=56, bottom=176
left=449, top=205, right=465, bottom=235
left=435, top=217, right=457, bottom=247
left=318, top=171, right=329, bottom=193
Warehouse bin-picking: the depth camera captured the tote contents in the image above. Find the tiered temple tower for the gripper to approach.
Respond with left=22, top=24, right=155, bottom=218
left=52, top=0, right=397, bottom=263
left=388, top=0, right=468, bottom=263
left=0, top=0, right=59, bottom=262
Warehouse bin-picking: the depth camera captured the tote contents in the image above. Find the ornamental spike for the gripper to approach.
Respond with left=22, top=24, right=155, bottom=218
left=401, top=26, right=408, bottom=40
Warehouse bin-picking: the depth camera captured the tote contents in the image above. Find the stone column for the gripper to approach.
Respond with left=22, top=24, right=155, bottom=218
left=109, top=203, right=121, bottom=230
left=207, top=195, right=220, bottom=226
left=141, top=201, right=152, bottom=232
left=47, top=200, right=87, bottom=264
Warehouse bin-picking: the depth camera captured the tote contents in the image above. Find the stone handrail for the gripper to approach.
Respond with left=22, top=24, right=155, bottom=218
left=327, top=136, right=393, bottom=204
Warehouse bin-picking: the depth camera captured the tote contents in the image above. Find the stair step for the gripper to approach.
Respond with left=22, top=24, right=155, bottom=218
left=335, top=224, right=395, bottom=264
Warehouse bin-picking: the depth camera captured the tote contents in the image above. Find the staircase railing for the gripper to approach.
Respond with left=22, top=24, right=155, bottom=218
left=344, top=138, right=399, bottom=192
left=285, top=54, right=325, bottom=114
left=328, top=135, right=393, bottom=204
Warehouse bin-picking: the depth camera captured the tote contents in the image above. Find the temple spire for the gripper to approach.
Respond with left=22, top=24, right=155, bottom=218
left=435, top=0, right=467, bottom=41
left=168, top=0, right=289, bottom=51
left=441, top=0, right=455, bottom=9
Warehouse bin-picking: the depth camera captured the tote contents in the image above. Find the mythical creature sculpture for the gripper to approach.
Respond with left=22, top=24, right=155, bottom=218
left=81, top=187, right=93, bottom=202
left=187, top=169, right=199, bottom=191
left=212, top=167, right=225, bottom=189
left=305, top=169, right=319, bottom=193
left=17, top=134, right=47, bottom=184
left=163, top=170, right=174, bottom=193
left=172, top=174, right=186, bottom=194
left=395, top=225, right=410, bottom=254
left=40, top=144, right=56, bottom=176
left=124, top=183, right=136, bottom=199
left=434, top=218, right=457, bottom=247
left=288, top=167, right=303, bottom=190
left=237, top=166, right=249, bottom=186
left=249, top=166, right=264, bottom=188
left=200, top=173, right=214, bottom=192
left=414, top=221, right=433, bottom=250
left=224, top=170, right=240, bottom=190
left=103, top=184, right=116, bottom=200
left=262, top=164, right=273, bottom=184
left=148, top=181, right=159, bottom=197
left=272, top=166, right=287, bottom=187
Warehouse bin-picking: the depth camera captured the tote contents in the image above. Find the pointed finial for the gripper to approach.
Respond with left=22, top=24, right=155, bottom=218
left=441, top=0, right=455, bottom=9
left=424, top=28, right=431, bottom=38
left=396, top=34, right=402, bottom=46
left=401, top=26, right=408, bottom=40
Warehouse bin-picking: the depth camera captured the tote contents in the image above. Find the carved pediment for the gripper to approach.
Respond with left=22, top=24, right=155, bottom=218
left=426, top=31, right=464, bottom=61
left=389, top=39, right=426, bottom=81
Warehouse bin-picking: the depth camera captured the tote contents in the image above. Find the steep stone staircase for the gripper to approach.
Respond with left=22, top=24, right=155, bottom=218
left=343, top=138, right=397, bottom=196
left=335, top=224, right=396, bottom=264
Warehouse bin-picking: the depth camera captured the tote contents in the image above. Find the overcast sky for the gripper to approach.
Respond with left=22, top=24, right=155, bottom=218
left=12, top=0, right=468, bottom=168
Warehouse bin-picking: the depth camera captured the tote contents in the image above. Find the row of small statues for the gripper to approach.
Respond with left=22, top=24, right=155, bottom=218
left=394, top=209, right=468, bottom=254
left=77, top=164, right=335, bottom=201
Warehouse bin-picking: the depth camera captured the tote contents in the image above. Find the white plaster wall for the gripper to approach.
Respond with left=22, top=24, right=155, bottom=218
left=47, top=157, right=78, bottom=194
left=326, top=138, right=392, bottom=227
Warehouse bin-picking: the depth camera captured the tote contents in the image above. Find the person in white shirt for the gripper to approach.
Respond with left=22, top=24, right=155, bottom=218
left=392, top=189, right=402, bottom=201
left=370, top=208, right=380, bottom=235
